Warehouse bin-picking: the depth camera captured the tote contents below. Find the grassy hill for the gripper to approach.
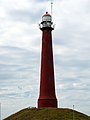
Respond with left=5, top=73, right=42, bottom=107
left=4, top=108, right=90, bottom=120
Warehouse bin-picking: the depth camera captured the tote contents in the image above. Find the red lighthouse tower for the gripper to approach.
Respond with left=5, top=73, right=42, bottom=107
left=38, top=12, right=57, bottom=108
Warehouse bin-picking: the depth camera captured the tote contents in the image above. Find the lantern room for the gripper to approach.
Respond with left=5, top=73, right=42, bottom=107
left=42, top=12, right=52, bottom=22
left=39, top=12, right=54, bottom=30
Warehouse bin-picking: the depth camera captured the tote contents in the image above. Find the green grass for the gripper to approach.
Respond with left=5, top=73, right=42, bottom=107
left=4, top=108, right=90, bottom=120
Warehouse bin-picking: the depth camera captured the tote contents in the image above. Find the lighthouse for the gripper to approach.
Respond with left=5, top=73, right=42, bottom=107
left=38, top=12, right=57, bottom=108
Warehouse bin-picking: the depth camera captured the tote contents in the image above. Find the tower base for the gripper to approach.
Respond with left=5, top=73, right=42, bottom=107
left=38, top=99, right=57, bottom=108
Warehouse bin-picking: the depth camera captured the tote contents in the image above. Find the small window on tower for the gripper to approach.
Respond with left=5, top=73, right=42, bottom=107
left=48, top=76, right=50, bottom=80
left=48, top=59, right=51, bottom=65
left=48, top=43, right=50, bottom=49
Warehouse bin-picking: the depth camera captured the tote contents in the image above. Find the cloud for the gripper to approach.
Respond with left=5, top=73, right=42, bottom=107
left=8, top=8, right=44, bottom=23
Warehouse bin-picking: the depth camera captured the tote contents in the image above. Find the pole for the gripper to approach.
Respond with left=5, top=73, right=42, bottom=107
left=0, top=103, right=1, bottom=120
left=51, top=1, right=53, bottom=16
left=73, top=105, right=74, bottom=120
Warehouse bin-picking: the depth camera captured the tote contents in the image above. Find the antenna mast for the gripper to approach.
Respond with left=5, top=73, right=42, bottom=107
left=0, top=103, right=1, bottom=120
left=51, top=0, right=53, bottom=17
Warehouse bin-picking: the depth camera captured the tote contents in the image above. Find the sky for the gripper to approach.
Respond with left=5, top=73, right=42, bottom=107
left=0, top=0, right=90, bottom=119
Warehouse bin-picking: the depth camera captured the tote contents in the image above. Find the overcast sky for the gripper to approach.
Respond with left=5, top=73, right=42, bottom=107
left=0, top=0, right=90, bottom=119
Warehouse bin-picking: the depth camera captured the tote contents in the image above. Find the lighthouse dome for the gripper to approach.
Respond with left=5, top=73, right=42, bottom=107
left=42, top=12, right=52, bottom=22
left=39, top=12, right=54, bottom=30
